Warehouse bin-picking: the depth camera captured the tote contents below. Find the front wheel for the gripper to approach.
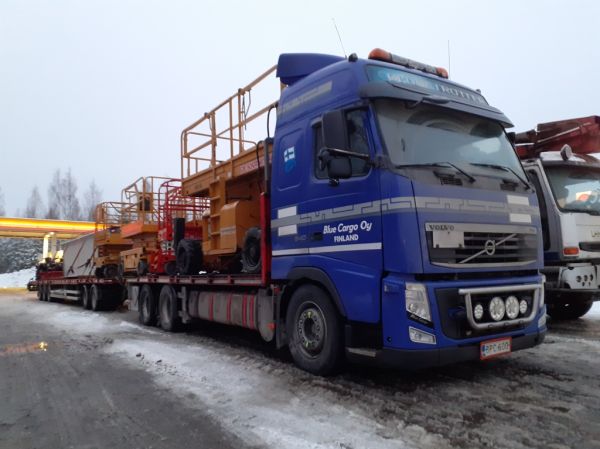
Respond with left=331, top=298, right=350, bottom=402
left=286, top=285, right=343, bottom=376
left=547, top=300, right=594, bottom=320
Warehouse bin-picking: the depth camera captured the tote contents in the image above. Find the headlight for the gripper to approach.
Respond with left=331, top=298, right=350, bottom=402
left=489, top=296, right=505, bottom=321
left=505, top=295, right=519, bottom=319
left=519, top=299, right=528, bottom=315
left=473, top=303, right=484, bottom=320
left=405, top=283, right=431, bottom=323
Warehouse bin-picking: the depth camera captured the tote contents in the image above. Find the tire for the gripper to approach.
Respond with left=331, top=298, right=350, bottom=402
left=164, top=260, right=177, bottom=276
left=241, top=227, right=261, bottom=274
left=137, top=260, right=149, bottom=276
left=138, top=284, right=157, bottom=326
left=547, top=300, right=594, bottom=320
left=90, top=285, right=103, bottom=311
left=82, top=286, right=92, bottom=310
left=44, top=285, right=51, bottom=302
left=159, top=285, right=181, bottom=332
left=37, top=285, right=43, bottom=301
left=286, top=284, right=343, bottom=376
left=103, top=264, right=118, bottom=279
left=176, top=239, right=202, bottom=275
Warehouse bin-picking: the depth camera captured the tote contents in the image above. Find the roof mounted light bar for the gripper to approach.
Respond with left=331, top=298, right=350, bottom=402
left=368, top=48, right=449, bottom=79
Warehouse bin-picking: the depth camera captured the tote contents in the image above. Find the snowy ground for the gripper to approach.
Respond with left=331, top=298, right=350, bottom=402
left=4, top=293, right=599, bottom=449
left=0, top=267, right=35, bottom=288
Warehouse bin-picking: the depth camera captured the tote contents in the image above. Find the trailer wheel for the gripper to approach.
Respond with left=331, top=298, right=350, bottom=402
left=137, top=260, right=149, bottom=276
left=82, top=286, right=92, bottom=310
left=286, top=285, right=343, bottom=376
left=241, top=227, right=261, bottom=274
left=37, top=285, right=43, bottom=301
left=90, top=285, right=104, bottom=311
left=139, top=284, right=157, bottom=326
left=547, top=300, right=594, bottom=320
left=159, top=285, right=181, bottom=332
left=43, top=285, right=51, bottom=302
left=176, top=239, right=202, bottom=275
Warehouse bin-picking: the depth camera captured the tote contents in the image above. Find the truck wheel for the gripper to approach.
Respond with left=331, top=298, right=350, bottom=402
left=37, top=285, right=43, bottom=301
left=82, top=286, right=92, bottom=310
left=139, top=284, right=157, bottom=326
left=547, top=300, right=594, bottom=320
left=137, top=260, right=149, bottom=276
left=90, top=285, right=104, bottom=311
left=159, top=285, right=181, bottom=332
left=241, top=227, right=261, bottom=274
left=286, top=285, right=343, bottom=376
left=176, top=239, right=202, bottom=275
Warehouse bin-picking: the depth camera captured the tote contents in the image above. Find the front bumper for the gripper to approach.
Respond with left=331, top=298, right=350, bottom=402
left=346, top=330, right=546, bottom=370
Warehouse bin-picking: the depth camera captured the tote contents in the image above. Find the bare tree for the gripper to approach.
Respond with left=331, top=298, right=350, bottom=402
left=82, top=180, right=102, bottom=221
left=46, top=170, right=61, bottom=219
left=24, top=186, right=44, bottom=218
left=60, top=169, right=81, bottom=220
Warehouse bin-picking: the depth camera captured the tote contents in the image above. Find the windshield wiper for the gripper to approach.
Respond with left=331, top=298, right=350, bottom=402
left=469, top=162, right=531, bottom=190
left=396, top=162, right=476, bottom=183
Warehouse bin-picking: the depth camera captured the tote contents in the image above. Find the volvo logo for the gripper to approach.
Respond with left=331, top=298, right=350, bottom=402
left=484, top=239, right=496, bottom=256
left=426, top=223, right=455, bottom=231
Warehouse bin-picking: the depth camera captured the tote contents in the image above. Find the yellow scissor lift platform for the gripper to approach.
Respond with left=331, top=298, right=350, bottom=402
left=180, top=65, right=278, bottom=272
left=94, top=201, right=132, bottom=278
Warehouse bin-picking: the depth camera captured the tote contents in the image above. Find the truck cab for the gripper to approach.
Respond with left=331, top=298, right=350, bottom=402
left=271, top=50, right=546, bottom=371
left=517, top=117, right=600, bottom=319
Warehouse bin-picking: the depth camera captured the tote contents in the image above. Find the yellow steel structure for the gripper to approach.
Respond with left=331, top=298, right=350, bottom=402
left=0, top=217, right=95, bottom=239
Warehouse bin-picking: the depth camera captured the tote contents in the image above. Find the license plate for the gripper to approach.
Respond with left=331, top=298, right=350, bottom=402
left=480, top=337, right=512, bottom=360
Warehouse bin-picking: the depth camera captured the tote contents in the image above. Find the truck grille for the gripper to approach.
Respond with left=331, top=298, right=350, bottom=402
left=426, top=224, right=538, bottom=268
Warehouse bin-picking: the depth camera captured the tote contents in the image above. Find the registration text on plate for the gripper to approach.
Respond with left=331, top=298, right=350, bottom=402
left=480, top=337, right=512, bottom=360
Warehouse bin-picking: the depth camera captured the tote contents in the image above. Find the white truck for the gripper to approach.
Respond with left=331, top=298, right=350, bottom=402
left=516, top=116, right=600, bottom=319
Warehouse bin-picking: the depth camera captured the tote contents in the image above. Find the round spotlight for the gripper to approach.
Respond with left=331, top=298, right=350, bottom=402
left=519, top=299, right=528, bottom=315
left=505, top=295, right=519, bottom=319
left=576, top=275, right=582, bottom=283
left=584, top=275, right=589, bottom=282
left=489, top=296, right=505, bottom=321
left=591, top=274, right=594, bottom=281
left=473, top=303, right=484, bottom=320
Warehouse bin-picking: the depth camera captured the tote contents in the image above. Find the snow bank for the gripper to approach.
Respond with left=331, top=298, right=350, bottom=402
left=0, top=267, right=35, bottom=288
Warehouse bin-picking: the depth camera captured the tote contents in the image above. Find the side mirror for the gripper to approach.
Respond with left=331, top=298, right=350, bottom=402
left=318, top=148, right=352, bottom=182
left=322, top=110, right=348, bottom=150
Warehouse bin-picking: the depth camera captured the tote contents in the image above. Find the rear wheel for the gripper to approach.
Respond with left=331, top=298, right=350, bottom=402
left=82, top=286, right=91, bottom=310
left=176, top=239, right=202, bottom=275
left=139, top=284, right=157, bottom=326
left=547, top=300, right=594, bottom=320
left=241, top=227, right=261, bottom=274
left=286, top=285, right=343, bottom=376
left=90, top=285, right=103, bottom=311
left=37, top=284, right=43, bottom=301
left=159, top=285, right=181, bottom=332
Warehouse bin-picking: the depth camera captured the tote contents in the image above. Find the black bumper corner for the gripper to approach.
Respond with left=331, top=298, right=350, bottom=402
left=346, top=330, right=546, bottom=371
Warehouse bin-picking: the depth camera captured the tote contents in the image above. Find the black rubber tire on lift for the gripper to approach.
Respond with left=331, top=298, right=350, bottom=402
left=138, top=284, right=157, bottom=326
left=286, top=284, right=343, bottom=376
left=547, top=300, right=594, bottom=320
left=176, top=239, right=202, bottom=275
left=82, top=285, right=92, bottom=310
left=90, top=285, right=104, bottom=311
left=158, top=285, right=181, bottom=332
left=95, top=267, right=104, bottom=278
left=241, top=227, right=262, bottom=274
left=137, top=260, right=149, bottom=276
left=103, top=264, right=119, bottom=279
left=164, top=260, right=177, bottom=276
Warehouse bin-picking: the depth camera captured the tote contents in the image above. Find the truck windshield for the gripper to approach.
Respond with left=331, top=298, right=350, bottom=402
left=374, top=99, right=525, bottom=178
left=545, top=166, right=600, bottom=214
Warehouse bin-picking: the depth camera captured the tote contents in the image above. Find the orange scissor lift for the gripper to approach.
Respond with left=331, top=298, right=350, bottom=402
left=178, top=66, right=279, bottom=275
left=94, top=201, right=132, bottom=278
left=118, top=176, right=174, bottom=276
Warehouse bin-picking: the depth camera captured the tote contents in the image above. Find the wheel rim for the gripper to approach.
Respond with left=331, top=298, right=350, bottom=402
left=295, top=302, right=327, bottom=357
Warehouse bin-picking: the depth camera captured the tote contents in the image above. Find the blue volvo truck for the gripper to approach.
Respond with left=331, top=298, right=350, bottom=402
left=131, top=48, right=547, bottom=375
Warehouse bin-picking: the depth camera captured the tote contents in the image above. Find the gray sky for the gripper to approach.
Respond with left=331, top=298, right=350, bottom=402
left=1, top=0, right=599, bottom=215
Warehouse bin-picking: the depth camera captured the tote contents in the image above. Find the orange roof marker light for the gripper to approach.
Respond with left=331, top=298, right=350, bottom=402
left=368, top=48, right=449, bottom=79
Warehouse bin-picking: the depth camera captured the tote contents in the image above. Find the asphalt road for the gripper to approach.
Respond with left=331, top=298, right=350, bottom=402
left=1, top=291, right=600, bottom=449
left=0, top=291, right=250, bottom=449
